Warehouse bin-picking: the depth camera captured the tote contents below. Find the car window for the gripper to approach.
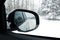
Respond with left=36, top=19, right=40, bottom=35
left=5, top=0, right=60, bottom=38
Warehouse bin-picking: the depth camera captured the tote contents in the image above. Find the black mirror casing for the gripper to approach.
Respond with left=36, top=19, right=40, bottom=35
left=8, top=9, right=39, bottom=32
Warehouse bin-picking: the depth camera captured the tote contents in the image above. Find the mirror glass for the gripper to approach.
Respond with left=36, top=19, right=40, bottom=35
left=14, top=11, right=36, bottom=31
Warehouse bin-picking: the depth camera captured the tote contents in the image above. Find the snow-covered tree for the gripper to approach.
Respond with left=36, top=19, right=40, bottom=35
left=40, top=0, right=60, bottom=20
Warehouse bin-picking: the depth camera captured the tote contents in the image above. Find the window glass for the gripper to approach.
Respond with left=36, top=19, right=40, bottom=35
left=5, top=0, right=60, bottom=38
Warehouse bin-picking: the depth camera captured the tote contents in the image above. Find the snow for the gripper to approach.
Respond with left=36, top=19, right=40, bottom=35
left=12, top=16, right=60, bottom=38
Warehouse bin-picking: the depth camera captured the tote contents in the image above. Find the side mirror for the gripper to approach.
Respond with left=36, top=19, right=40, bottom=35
left=7, top=9, right=39, bottom=32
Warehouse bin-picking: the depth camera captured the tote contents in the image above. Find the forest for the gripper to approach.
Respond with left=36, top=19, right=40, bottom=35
left=5, top=0, right=60, bottom=20
left=5, top=0, right=41, bottom=14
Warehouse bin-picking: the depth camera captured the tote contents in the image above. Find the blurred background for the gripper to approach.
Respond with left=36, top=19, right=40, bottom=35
left=5, top=0, right=60, bottom=38
left=5, top=0, right=60, bottom=20
left=5, top=0, right=41, bottom=14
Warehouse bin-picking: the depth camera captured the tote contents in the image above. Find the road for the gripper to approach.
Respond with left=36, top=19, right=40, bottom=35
left=12, top=15, right=60, bottom=38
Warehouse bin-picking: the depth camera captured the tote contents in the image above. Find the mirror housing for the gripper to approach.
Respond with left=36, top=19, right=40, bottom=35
left=7, top=9, right=39, bottom=32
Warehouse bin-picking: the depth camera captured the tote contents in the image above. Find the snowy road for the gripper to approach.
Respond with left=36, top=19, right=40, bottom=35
left=12, top=16, right=60, bottom=38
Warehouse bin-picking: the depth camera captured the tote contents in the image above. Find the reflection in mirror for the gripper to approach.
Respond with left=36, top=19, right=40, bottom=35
left=14, top=11, right=36, bottom=31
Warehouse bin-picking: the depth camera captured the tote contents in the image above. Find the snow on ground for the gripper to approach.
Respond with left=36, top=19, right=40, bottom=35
left=12, top=15, right=60, bottom=38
